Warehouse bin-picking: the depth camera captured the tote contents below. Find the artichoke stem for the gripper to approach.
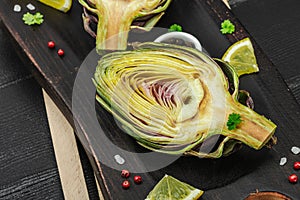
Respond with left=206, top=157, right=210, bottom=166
left=224, top=103, right=276, bottom=150
left=95, top=1, right=140, bottom=51
left=96, top=17, right=131, bottom=51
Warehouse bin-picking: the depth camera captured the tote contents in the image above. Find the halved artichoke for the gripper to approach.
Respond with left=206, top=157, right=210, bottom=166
left=94, top=42, right=276, bottom=158
left=79, top=0, right=172, bottom=51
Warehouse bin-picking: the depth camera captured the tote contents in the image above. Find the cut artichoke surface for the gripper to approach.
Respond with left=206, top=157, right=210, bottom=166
left=79, top=0, right=172, bottom=51
left=94, top=42, right=276, bottom=158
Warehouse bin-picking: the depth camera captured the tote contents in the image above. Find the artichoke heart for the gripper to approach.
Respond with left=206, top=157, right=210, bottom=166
left=94, top=42, right=276, bottom=158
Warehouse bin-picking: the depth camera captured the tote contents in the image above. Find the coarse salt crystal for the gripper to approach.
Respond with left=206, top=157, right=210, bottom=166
left=26, top=3, right=35, bottom=11
left=291, top=146, right=300, bottom=155
left=114, top=154, right=125, bottom=165
left=13, top=4, right=21, bottom=12
left=279, top=157, right=287, bottom=166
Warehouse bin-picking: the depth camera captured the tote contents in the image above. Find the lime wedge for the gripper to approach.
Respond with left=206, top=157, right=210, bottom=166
left=222, top=37, right=259, bottom=76
left=38, top=0, right=72, bottom=12
left=145, top=175, right=204, bottom=200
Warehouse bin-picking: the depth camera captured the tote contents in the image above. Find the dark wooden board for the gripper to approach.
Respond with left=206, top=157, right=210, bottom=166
left=0, top=23, right=65, bottom=199
left=0, top=22, right=100, bottom=200
left=230, top=0, right=300, bottom=104
left=1, top=0, right=300, bottom=199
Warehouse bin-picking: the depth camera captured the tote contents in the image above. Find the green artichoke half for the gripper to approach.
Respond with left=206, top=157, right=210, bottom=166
left=79, top=0, right=172, bottom=51
left=94, top=42, right=276, bottom=158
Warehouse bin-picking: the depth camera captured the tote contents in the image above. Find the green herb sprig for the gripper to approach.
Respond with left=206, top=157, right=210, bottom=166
left=23, top=12, right=44, bottom=25
left=227, top=113, right=242, bottom=130
left=220, top=19, right=235, bottom=34
left=169, top=24, right=182, bottom=32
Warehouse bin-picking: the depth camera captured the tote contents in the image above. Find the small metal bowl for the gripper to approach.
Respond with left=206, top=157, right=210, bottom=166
left=154, top=32, right=202, bottom=51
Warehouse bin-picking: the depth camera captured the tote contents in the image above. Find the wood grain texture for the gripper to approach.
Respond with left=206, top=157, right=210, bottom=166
left=0, top=21, right=100, bottom=200
left=0, top=15, right=104, bottom=199
left=0, top=21, right=64, bottom=200
left=43, top=90, right=92, bottom=200
left=230, top=0, right=300, bottom=104
left=0, top=78, right=64, bottom=200
left=0, top=22, right=31, bottom=87
left=43, top=89, right=105, bottom=200
left=222, top=0, right=231, bottom=8
left=1, top=0, right=300, bottom=199
left=76, top=139, right=104, bottom=200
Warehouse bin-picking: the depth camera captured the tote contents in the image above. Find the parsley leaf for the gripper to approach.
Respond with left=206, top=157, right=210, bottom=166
left=227, top=113, right=242, bottom=130
left=33, top=12, right=44, bottom=25
left=22, top=12, right=36, bottom=25
left=169, top=24, right=182, bottom=32
left=22, top=12, right=44, bottom=25
left=220, top=19, right=235, bottom=34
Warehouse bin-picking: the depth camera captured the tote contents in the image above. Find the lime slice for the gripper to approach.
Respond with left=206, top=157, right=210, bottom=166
left=145, top=175, right=204, bottom=200
left=38, top=0, right=72, bottom=12
left=222, top=37, right=259, bottom=76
